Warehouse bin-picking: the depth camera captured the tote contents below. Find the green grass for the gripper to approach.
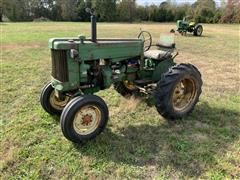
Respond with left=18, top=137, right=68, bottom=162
left=1, top=22, right=240, bottom=179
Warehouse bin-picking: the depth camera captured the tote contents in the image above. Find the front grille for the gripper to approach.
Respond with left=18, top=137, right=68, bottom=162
left=51, top=49, right=69, bottom=82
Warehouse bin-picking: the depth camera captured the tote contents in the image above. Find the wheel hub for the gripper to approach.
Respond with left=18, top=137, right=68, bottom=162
left=73, top=105, right=101, bottom=135
left=172, top=78, right=197, bottom=112
left=82, top=114, right=93, bottom=126
left=50, top=92, right=70, bottom=110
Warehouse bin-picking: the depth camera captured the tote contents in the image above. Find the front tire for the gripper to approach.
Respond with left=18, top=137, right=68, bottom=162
left=40, top=82, right=70, bottom=116
left=60, top=95, right=109, bottom=143
left=154, top=63, right=202, bottom=120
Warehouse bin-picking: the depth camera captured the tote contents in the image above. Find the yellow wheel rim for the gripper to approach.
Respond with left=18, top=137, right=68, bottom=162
left=172, top=78, right=197, bottom=112
left=73, top=105, right=101, bottom=135
left=49, top=91, right=70, bottom=111
left=197, top=27, right=202, bottom=35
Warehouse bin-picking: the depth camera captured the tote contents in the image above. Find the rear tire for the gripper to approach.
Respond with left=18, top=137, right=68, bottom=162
left=194, top=25, right=203, bottom=36
left=60, top=95, right=109, bottom=143
left=154, top=63, right=202, bottom=120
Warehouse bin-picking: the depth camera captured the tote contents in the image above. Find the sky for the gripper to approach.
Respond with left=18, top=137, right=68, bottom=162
left=136, top=0, right=221, bottom=6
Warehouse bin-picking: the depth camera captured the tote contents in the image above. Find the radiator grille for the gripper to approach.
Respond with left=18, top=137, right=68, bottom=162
left=51, top=49, right=69, bottom=82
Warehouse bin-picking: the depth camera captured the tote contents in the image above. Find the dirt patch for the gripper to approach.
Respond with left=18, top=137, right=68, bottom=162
left=0, top=139, right=19, bottom=170
left=2, top=43, right=43, bottom=51
left=119, top=96, right=141, bottom=112
left=194, top=121, right=210, bottom=129
left=110, top=96, right=141, bottom=116
left=190, top=133, right=209, bottom=143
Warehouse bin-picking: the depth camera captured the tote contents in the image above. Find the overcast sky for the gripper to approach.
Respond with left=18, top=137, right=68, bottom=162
left=136, top=0, right=222, bottom=6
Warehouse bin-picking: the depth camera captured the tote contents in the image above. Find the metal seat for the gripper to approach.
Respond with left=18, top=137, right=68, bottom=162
left=144, top=50, right=172, bottom=60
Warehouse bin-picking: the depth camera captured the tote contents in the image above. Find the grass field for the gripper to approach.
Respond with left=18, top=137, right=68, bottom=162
left=1, top=22, right=240, bottom=179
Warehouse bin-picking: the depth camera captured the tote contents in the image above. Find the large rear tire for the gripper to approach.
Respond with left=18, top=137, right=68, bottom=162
left=194, top=24, right=203, bottom=36
left=60, top=95, right=109, bottom=143
left=154, top=63, right=202, bottom=120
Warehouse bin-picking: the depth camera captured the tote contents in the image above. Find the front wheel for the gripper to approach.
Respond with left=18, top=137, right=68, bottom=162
left=40, top=82, right=70, bottom=116
left=154, top=63, right=202, bottom=120
left=60, top=95, right=109, bottom=143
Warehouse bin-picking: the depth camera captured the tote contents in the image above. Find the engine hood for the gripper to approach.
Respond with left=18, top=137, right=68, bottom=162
left=49, top=38, right=80, bottom=50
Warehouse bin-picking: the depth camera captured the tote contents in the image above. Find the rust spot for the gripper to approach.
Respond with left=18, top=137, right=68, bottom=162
left=82, top=115, right=92, bottom=126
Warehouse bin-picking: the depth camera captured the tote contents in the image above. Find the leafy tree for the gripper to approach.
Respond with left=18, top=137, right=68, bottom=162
left=50, top=1, right=62, bottom=21
left=0, top=0, right=239, bottom=23
left=173, top=4, right=191, bottom=21
left=136, top=5, right=148, bottom=21
left=190, top=0, right=216, bottom=23
left=2, top=0, right=32, bottom=21
left=92, top=0, right=116, bottom=22
left=77, top=0, right=90, bottom=21
left=117, top=0, right=136, bottom=22
left=147, top=5, right=158, bottom=21
left=0, top=0, right=3, bottom=21
left=221, top=0, right=240, bottom=23
left=59, top=0, right=79, bottom=21
left=29, top=0, right=50, bottom=19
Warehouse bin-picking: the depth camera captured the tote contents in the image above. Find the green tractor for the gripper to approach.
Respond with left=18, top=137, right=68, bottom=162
left=172, top=17, right=203, bottom=36
left=40, top=9, right=203, bottom=143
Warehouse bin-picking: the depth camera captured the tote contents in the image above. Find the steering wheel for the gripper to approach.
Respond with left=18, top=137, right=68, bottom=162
left=138, top=31, right=152, bottom=52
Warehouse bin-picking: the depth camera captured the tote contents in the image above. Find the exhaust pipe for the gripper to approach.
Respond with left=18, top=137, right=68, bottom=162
left=91, top=14, right=97, bottom=43
left=86, top=8, right=97, bottom=43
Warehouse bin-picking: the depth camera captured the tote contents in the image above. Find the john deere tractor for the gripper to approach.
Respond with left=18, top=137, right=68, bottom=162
left=40, top=9, right=202, bottom=143
left=172, top=17, right=203, bottom=36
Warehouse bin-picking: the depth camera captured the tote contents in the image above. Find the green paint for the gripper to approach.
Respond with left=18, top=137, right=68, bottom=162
left=176, top=18, right=198, bottom=33
left=49, top=38, right=80, bottom=49
left=78, top=41, right=143, bottom=61
left=79, top=62, right=90, bottom=83
left=49, top=36, right=175, bottom=94
left=101, top=66, right=112, bottom=88
left=82, top=87, right=100, bottom=94
left=49, top=38, right=144, bottom=92
left=152, top=59, right=176, bottom=81
left=67, top=51, right=80, bottom=86
left=144, top=58, right=156, bottom=69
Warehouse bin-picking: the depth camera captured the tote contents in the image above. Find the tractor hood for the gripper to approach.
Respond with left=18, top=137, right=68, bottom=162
left=49, top=38, right=80, bottom=50
left=49, top=37, right=144, bottom=61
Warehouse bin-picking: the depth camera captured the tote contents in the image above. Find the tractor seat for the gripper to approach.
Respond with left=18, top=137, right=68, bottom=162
left=144, top=50, right=172, bottom=60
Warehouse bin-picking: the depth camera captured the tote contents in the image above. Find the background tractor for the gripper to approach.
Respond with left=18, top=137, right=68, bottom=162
left=172, top=17, right=203, bottom=36
left=40, top=9, right=203, bottom=143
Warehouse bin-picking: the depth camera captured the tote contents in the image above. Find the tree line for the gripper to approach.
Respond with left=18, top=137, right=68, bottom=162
left=0, top=0, right=239, bottom=23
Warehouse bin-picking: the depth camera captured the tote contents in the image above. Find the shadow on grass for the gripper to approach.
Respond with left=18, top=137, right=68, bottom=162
left=176, top=33, right=211, bottom=38
left=73, top=101, right=240, bottom=178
